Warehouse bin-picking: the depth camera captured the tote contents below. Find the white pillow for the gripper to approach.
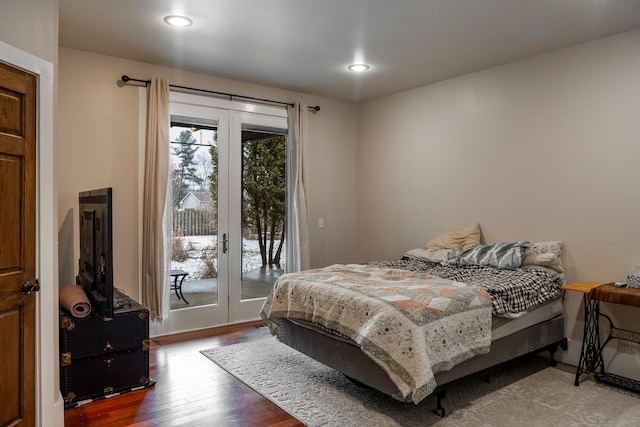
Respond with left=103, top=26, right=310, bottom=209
left=404, top=248, right=451, bottom=263
left=521, top=241, right=564, bottom=274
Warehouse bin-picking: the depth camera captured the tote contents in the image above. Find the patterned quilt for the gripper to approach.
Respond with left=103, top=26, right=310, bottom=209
left=260, top=264, right=493, bottom=403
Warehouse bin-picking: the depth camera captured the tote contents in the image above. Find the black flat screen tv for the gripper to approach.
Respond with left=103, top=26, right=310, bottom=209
left=76, top=187, right=114, bottom=318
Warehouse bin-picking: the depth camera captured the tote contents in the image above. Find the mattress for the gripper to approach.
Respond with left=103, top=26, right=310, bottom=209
left=492, top=296, right=563, bottom=341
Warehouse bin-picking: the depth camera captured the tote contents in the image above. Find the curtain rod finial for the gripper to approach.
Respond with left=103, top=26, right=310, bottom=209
left=121, top=75, right=130, bottom=83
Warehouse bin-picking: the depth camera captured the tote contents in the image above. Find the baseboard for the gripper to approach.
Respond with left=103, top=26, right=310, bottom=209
left=559, top=337, right=640, bottom=382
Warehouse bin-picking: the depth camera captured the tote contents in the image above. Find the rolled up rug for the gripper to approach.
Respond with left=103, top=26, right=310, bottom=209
left=59, top=284, right=92, bottom=318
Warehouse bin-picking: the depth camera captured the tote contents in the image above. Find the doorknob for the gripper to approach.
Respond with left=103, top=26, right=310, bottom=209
left=22, top=280, right=40, bottom=295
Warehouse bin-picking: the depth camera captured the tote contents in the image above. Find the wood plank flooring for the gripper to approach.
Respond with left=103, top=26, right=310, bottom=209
left=64, top=321, right=304, bottom=427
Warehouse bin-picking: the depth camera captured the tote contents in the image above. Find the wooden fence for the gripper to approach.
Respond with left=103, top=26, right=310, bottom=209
left=173, top=210, right=216, bottom=236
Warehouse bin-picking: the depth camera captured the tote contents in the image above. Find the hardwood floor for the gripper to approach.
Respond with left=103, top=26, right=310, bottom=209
left=64, top=321, right=304, bottom=427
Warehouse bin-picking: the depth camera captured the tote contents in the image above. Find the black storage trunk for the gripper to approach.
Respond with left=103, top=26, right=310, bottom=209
left=59, top=290, right=153, bottom=407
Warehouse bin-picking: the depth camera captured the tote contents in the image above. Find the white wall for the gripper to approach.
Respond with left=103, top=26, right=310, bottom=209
left=356, top=29, right=640, bottom=377
left=57, top=47, right=358, bottom=300
left=0, top=0, right=58, bottom=64
left=0, top=1, right=62, bottom=426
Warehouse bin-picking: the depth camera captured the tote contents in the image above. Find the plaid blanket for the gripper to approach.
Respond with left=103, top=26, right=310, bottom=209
left=370, top=258, right=563, bottom=316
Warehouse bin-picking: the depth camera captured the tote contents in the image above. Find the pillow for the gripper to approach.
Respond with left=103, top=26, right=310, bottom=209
left=455, top=241, right=532, bottom=270
left=424, top=223, right=481, bottom=251
left=521, top=241, right=564, bottom=274
left=404, top=248, right=452, bottom=263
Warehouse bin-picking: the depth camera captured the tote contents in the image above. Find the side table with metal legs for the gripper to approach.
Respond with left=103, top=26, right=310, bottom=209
left=564, top=282, right=640, bottom=394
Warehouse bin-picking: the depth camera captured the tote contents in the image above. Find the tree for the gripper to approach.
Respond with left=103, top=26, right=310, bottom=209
left=208, top=135, right=219, bottom=228
left=242, top=135, right=286, bottom=267
left=172, top=130, right=203, bottom=203
left=194, top=151, right=212, bottom=190
left=208, top=133, right=286, bottom=268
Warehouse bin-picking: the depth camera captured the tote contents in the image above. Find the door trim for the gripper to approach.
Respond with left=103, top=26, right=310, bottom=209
left=0, top=41, right=61, bottom=426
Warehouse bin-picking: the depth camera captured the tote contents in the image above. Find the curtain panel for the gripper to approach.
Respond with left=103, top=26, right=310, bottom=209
left=286, top=102, right=311, bottom=273
left=141, top=78, right=170, bottom=322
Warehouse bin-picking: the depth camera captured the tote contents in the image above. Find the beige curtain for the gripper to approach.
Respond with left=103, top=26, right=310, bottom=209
left=141, top=78, right=170, bottom=321
left=286, top=102, right=311, bottom=272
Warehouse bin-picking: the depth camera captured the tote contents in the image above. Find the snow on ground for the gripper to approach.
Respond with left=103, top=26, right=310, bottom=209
left=171, top=235, right=284, bottom=279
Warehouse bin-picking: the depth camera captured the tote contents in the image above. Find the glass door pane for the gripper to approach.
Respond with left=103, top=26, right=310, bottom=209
left=240, top=129, right=286, bottom=300
left=169, top=121, right=219, bottom=310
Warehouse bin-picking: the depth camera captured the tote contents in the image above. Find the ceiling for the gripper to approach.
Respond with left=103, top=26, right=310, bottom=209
left=58, top=0, right=640, bottom=103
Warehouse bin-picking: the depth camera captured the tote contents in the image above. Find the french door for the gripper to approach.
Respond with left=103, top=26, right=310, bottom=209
left=159, top=92, right=287, bottom=334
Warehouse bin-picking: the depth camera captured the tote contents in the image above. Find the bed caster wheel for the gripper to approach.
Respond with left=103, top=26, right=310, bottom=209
left=434, top=389, right=446, bottom=417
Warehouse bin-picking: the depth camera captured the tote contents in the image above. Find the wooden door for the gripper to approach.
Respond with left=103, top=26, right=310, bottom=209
left=0, top=61, right=37, bottom=426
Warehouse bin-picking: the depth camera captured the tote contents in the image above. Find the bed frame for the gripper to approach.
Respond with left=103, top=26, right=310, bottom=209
left=276, top=314, right=566, bottom=416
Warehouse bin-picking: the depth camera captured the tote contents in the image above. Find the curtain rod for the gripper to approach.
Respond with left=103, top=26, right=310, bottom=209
left=120, top=75, right=320, bottom=112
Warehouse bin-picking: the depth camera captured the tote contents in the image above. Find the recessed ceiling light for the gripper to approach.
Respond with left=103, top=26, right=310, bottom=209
left=348, top=64, right=370, bottom=72
left=164, top=15, right=193, bottom=27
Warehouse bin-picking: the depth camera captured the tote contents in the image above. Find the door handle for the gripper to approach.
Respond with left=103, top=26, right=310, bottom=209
left=222, top=233, right=228, bottom=254
left=22, top=279, right=40, bottom=295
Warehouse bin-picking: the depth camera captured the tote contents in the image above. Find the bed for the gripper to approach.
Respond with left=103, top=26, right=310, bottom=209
left=260, top=233, right=567, bottom=416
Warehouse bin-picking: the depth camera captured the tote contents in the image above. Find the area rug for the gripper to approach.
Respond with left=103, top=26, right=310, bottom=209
left=201, top=337, right=640, bottom=426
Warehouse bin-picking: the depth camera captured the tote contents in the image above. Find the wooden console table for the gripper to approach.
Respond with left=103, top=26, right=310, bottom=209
left=562, top=281, right=640, bottom=393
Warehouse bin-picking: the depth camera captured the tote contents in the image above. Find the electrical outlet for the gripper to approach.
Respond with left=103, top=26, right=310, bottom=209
left=618, top=340, right=640, bottom=356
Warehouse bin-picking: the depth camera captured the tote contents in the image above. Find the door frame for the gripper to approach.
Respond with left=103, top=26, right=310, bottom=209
left=145, top=91, right=287, bottom=336
left=0, top=42, right=61, bottom=426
